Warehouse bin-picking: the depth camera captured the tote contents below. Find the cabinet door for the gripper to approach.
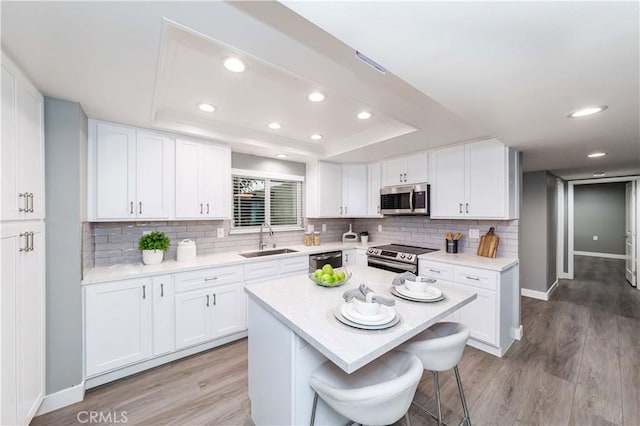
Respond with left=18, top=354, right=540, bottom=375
left=85, top=279, right=152, bottom=376
left=381, top=157, right=406, bottom=186
left=18, top=82, right=44, bottom=220
left=342, top=164, right=367, bottom=216
left=465, top=140, right=506, bottom=218
left=343, top=249, right=356, bottom=266
left=94, top=123, right=136, bottom=220
left=317, top=162, right=343, bottom=217
left=16, top=223, right=44, bottom=422
left=430, top=145, right=466, bottom=218
left=211, top=283, right=246, bottom=339
left=367, top=162, right=382, bottom=216
left=174, top=288, right=212, bottom=349
left=405, top=151, right=429, bottom=184
left=152, top=276, right=175, bottom=356
left=1, top=62, right=19, bottom=221
left=448, top=282, right=497, bottom=346
left=175, top=139, right=202, bottom=218
left=200, top=144, right=231, bottom=218
left=136, top=131, right=173, bottom=219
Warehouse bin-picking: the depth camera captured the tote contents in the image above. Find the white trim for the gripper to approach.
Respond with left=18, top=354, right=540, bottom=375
left=231, top=168, right=304, bottom=182
left=557, top=179, right=565, bottom=278
left=521, top=279, right=558, bottom=301
left=559, top=272, right=571, bottom=279
left=511, top=325, right=524, bottom=340
left=35, top=381, right=85, bottom=416
left=574, top=251, right=627, bottom=260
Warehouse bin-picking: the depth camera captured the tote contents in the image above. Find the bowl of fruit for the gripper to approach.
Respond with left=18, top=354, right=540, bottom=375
left=309, top=264, right=352, bottom=287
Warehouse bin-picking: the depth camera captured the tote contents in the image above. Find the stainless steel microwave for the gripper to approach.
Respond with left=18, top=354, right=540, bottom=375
left=380, top=184, right=430, bottom=215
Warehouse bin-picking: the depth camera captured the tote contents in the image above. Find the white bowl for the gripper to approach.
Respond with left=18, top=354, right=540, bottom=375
left=404, top=276, right=430, bottom=293
left=353, top=298, right=381, bottom=316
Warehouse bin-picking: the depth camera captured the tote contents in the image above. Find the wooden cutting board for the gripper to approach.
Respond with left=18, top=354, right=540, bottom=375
left=477, top=227, right=499, bottom=258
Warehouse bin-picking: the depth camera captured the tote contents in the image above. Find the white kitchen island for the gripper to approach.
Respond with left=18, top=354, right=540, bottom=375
left=244, top=265, right=477, bottom=426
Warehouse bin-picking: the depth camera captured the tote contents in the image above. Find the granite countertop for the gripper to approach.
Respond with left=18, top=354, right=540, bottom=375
left=244, top=265, right=477, bottom=373
left=418, top=250, right=519, bottom=272
left=82, top=241, right=383, bottom=285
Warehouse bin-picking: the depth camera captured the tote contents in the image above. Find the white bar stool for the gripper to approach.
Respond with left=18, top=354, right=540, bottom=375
left=309, top=350, right=424, bottom=426
left=398, top=322, right=471, bottom=426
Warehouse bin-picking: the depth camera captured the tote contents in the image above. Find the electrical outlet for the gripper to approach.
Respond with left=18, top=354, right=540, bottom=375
left=322, top=223, right=327, bottom=232
left=593, top=235, right=598, bottom=241
left=378, top=224, right=383, bottom=232
left=142, top=230, right=151, bottom=235
left=308, top=224, right=314, bottom=233
left=217, top=228, right=225, bottom=238
left=469, top=229, right=480, bottom=239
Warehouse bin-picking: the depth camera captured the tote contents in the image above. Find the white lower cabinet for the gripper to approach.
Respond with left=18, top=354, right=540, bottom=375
left=343, top=249, right=356, bottom=266
left=174, top=288, right=214, bottom=349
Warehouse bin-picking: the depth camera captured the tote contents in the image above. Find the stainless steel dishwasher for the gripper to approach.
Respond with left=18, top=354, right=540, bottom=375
left=309, top=250, right=343, bottom=272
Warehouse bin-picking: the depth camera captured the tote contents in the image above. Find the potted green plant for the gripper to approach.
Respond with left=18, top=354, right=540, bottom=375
left=360, top=231, right=369, bottom=245
left=138, top=232, right=171, bottom=265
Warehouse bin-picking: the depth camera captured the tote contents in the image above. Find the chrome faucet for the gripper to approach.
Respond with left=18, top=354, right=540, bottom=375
left=259, top=222, right=275, bottom=250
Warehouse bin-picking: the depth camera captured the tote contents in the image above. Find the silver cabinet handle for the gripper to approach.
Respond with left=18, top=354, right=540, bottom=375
left=206, top=203, right=210, bottom=215
left=459, top=203, right=463, bottom=214
left=403, top=173, right=407, bottom=182
left=466, top=276, right=480, bottom=281
left=345, top=253, right=349, bottom=262
left=19, top=232, right=29, bottom=252
left=160, top=283, right=164, bottom=297
left=213, top=293, right=216, bottom=306
left=142, top=285, right=146, bottom=299
left=206, top=294, right=210, bottom=307
left=399, top=173, right=403, bottom=183
left=18, top=193, right=28, bottom=212
left=466, top=203, right=469, bottom=214
left=139, top=202, right=142, bottom=215
left=204, top=277, right=218, bottom=282
left=345, top=206, right=348, bottom=214
left=377, top=205, right=380, bottom=213
left=28, top=231, right=34, bottom=251
left=130, top=201, right=134, bottom=215
left=200, top=203, right=203, bottom=214
left=340, top=206, right=343, bottom=214
left=29, top=193, right=34, bottom=213
left=429, top=269, right=441, bottom=273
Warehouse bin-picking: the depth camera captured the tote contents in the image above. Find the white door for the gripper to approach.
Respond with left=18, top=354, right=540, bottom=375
left=152, top=275, right=175, bottom=356
left=381, top=157, right=406, bottom=186
left=175, top=288, right=212, bottom=349
left=85, top=279, right=152, bottom=376
left=405, top=151, right=429, bottom=184
left=135, top=131, right=173, bottom=219
left=94, top=123, right=136, bottom=220
left=625, top=181, right=637, bottom=286
left=201, top=144, right=231, bottom=218
left=317, top=162, right=343, bottom=217
left=1, top=62, right=20, bottom=221
left=466, top=140, right=506, bottom=218
left=430, top=145, right=466, bottom=217
left=18, top=82, right=44, bottom=220
left=342, top=164, right=367, bottom=216
left=175, top=139, right=202, bottom=218
left=211, top=284, right=246, bottom=339
left=367, top=162, right=382, bottom=216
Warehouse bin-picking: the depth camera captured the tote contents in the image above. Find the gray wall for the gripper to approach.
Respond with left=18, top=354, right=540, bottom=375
left=44, top=97, right=86, bottom=394
left=520, top=171, right=560, bottom=293
left=232, top=152, right=305, bottom=176
left=574, top=182, right=627, bottom=254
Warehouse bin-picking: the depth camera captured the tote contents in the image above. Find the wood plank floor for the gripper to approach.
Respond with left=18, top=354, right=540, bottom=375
left=33, top=256, right=640, bottom=425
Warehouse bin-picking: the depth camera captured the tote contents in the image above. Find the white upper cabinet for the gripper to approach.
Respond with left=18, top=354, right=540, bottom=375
left=306, top=161, right=342, bottom=218
left=367, top=162, right=382, bottom=216
left=430, top=139, right=519, bottom=219
left=381, top=151, right=429, bottom=186
left=1, top=53, right=44, bottom=221
left=342, top=164, right=367, bottom=216
left=88, top=121, right=174, bottom=221
left=175, top=139, right=231, bottom=219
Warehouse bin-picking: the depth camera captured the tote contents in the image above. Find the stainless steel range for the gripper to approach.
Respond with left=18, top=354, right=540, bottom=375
left=366, top=244, right=439, bottom=274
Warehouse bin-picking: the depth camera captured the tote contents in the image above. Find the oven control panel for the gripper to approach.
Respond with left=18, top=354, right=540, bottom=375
left=366, top=248, right=415, bottom=262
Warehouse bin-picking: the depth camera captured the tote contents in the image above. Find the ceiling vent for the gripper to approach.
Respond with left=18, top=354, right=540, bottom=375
left=355, top=51, right=386, bottom=74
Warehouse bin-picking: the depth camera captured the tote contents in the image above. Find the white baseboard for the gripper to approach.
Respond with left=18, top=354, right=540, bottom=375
left=559, top=272, right=571, bottom=279
left=521, top=279, right=558, bottom=301
left=35, top=381, right=85, bottom=416
left=512, top=325, right=524, bottom=340
left=574, top=251, right=626, bottom=260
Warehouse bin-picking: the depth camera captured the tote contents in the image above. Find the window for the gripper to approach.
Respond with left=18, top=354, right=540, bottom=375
left=232, top=173, right=303, bottom=231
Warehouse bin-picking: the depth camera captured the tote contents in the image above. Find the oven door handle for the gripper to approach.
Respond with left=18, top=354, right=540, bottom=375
left=312, top=253, right=342, bottom=262
left=367, top=257, right=416, bottom=272
left=409, top=189, right=414, bottom=212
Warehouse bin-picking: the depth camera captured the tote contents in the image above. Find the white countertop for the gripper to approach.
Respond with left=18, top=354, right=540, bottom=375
left=418, top=250, right=518, bottom=272
left=82, top=241, right=380, bottom=285
left=244, top=265, right=477, bottom=373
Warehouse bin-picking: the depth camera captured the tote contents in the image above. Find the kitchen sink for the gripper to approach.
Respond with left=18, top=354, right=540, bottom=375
left=239, top=248, right=299, bottom=258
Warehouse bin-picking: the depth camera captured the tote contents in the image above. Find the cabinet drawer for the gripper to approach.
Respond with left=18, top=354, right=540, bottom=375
left=419, top=260, right=453, bottom=280
left=244, top=260, right=280, bottom=282
left=174, top=265, right=243, bottom=292
left=280, top=256, right=309, bottom=275
left=453, top=266, right=498, bottom=291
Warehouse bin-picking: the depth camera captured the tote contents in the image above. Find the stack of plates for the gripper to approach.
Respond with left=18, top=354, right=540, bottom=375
left=391, top=284, right=445, bottom=303
left=334, top=302, right=400, bottom=330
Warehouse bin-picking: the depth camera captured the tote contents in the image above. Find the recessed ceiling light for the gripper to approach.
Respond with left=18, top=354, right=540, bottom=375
left=197, top=103, right=216, bottom=112
left=310, top=134, right=323, bottom=140
left=593, top=172, right=606, bottom=177
left=587, top=152, right=607, bottom=158
left=276, top=154, right=288, bottom=159
left=357, top=111, right=372, bottom=120
left=268, top=122, right=282, bottom=130
left=223, top=57, right=246, bottom=73
left=308, top=92, right=326, bottom=102
left=568, top=105, right=608, bottom=118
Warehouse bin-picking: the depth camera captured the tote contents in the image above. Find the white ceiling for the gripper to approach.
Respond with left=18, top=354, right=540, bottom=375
left=2, top=1, right=638, bottom=179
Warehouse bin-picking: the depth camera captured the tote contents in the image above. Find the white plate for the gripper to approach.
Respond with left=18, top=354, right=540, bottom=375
left=341, top=303, right=396, bottom=325
left=391, top=287, right=446, bottom=303
left=334, top=308, right=400, bottom=330
left=396, top=284, right=443, bottom=300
